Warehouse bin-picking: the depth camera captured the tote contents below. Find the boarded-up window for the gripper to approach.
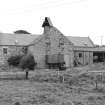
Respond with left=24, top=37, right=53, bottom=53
left=3, top=48, right=8, bottom=54
left=46, top=54, right=64, bottom=63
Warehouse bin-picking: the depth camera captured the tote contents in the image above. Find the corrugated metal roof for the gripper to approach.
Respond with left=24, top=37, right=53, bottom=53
left=0, top=33, right=41, bottom=46
left=66, top=36, right=94, bottom=47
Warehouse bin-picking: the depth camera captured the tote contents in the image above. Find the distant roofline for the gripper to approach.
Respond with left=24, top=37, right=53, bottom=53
left=0, top=32, right=42, bottom=36
left=14, top=30, right=31, bottom=34
left=0, top=32, right=42, bottom=46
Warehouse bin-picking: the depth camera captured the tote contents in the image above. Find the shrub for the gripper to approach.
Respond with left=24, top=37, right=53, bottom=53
left=19, top=53, right=37, bottom=79
left=14, top=102, right=21, bottom=105
left=7, top=53, right=37, bottom=79
left=19, top=53, right=37, bottom=70
left=7, top=55, right=23, bottom=67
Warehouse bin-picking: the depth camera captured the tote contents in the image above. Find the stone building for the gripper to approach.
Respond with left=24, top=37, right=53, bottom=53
left=0, top=31, right=40, bottom=65
left=28, top=17, right=95, bottom=69
left=0, top=17, right=105, bottom=69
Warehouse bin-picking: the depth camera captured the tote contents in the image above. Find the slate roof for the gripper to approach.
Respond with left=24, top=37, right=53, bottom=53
left=0, top=17, right=95, bottom=47
left=0, top=33, right=41, bottom=46
left=66, top=36, right=94, bottom=47
left=29, top=35, right=44, bottom=46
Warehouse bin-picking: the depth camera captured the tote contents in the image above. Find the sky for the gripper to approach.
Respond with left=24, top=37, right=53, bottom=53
left=0, top=0, right=105, bottom=45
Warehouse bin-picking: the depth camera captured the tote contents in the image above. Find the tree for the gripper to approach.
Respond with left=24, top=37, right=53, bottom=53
left=19, top=53, right=37, bottom=79
left=14, top=30, right=31, bottom=34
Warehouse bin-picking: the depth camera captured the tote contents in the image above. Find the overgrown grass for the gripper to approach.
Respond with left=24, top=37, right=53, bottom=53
left=0, top=67, right=105, bottom=105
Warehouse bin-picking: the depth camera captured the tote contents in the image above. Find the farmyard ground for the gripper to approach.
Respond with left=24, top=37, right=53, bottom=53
left=0, top=63, right=105, bottom=105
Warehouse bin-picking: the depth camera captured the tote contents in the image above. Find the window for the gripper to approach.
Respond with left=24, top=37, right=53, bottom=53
left=45, top=38, right=51, bottom=51
left=59, top=38, right=64, bottom=45
left=46, top=42, right=51, bottom=51
left=22, top=47, right=28, bottom=54
left=59, top=38, right=64, bottom=48
left=79, top=53, right=82, bottom=57
left=3, top=48, right=8, bottom=54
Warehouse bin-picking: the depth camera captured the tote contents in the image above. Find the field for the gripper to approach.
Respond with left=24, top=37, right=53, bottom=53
left=0, top=64, right=105, bottom=105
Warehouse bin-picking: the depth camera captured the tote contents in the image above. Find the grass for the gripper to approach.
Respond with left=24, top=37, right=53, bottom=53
left=0, top=64, right=105, bottom=105
left=0, top=80, right=74, bottom=105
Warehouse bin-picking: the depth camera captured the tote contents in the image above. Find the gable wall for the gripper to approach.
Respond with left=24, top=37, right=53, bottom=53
left=28, top=38, right=46, bottom=68
left=29, top=26, right=74, bottom=68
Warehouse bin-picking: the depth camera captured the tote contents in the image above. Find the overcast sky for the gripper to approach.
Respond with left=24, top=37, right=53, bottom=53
left=0, top=0, right=105, bottom=45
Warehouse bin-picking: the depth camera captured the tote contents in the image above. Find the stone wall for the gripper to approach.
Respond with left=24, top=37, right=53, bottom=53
left=29, top=40, right=46, bottom=69
left=0, top=45, right=24, bottom=65
left=28, top=26, right=74, bottom=69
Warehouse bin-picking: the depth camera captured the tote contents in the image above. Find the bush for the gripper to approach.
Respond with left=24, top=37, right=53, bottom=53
left=7, top=55, right=23, bottom=67
left=7, top=53, right=37, bottom=79
left=19, top=53, right=37, bottom=70
left=19, top=53, right=37, bottom=79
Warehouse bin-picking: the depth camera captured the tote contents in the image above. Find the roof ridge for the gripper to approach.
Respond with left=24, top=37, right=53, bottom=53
left=66, top=36, right=89, bottom=38
left=0, top=33, right=41, bottom=46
